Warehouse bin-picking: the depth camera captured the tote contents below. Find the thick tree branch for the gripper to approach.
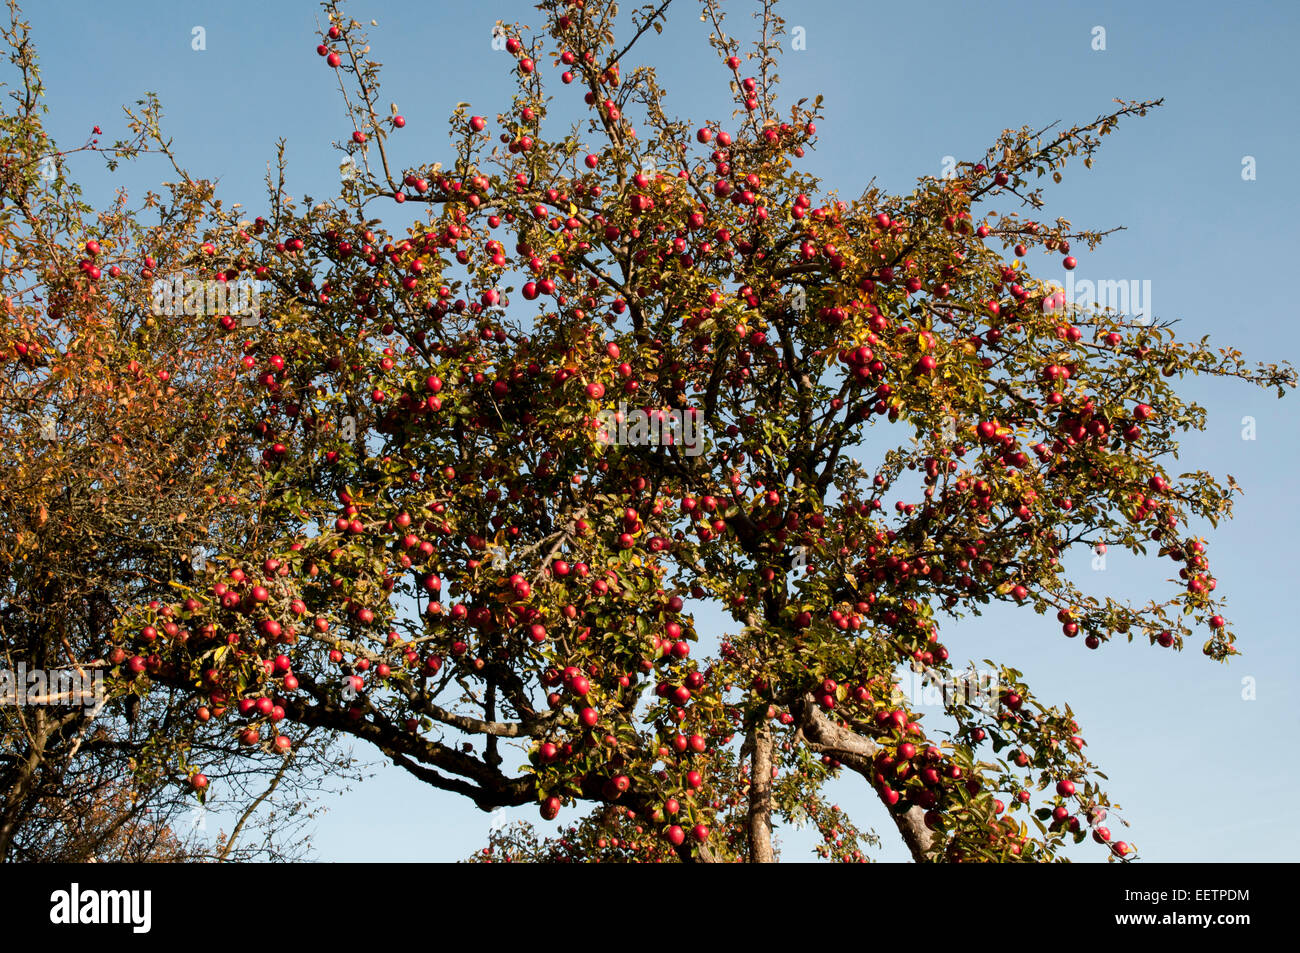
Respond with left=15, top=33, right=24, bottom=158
left=793, top=695, right=938, bottom=862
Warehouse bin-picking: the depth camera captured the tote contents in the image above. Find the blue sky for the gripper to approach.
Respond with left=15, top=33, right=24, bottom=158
left=21, top=0, right=1300, bottom=861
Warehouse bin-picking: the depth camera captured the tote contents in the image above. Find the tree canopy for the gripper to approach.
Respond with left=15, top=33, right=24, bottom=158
left=2, top=0, right=1292, bottom=862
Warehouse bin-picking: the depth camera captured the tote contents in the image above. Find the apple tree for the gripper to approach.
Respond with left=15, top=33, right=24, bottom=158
left=88, top=0, right=1293, bottom=862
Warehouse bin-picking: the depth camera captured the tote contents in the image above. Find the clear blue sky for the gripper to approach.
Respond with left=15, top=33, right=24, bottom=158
left=23, top=0, right=1300, bottom=861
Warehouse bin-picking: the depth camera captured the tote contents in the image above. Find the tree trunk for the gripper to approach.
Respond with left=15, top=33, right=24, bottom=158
left=0, top=712, right=49, bottom=862
left=747, top=721, right=776, bottom=862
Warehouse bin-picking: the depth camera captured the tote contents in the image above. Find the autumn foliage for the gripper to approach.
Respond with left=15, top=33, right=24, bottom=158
left=2, top=0, right=1292, bottom=863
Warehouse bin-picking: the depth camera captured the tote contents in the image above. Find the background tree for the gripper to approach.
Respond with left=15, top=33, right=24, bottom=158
left=50, top=0, right=1296, bottom=862
left=0, top=1, right=343, bottom=861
